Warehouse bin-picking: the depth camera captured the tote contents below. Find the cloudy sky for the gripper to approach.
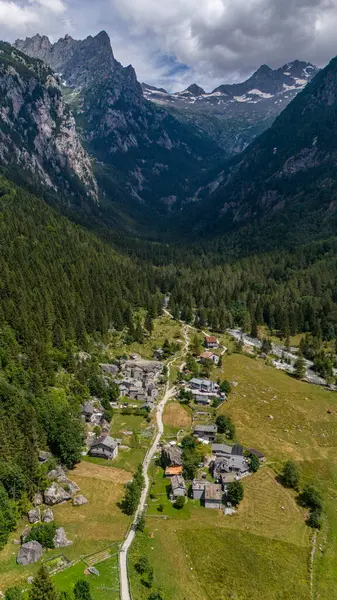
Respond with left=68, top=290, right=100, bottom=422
left=1, top=0, right=337, bottom=91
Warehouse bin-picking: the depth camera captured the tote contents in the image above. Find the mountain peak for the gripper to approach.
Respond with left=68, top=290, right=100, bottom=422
left=186, top=83, right=206, bottom=96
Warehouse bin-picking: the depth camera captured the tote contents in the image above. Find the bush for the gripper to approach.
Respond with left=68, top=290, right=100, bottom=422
left=249, top=454, right=260, bottom=473
left=299, top=485, right=323, bottom=510
left=281, top=461, right=300, bottom=489
left=25, top=522, right=57, bottom=548
left=135, top=555, right=150, bottom=574
left=307, top=509, right=322, bottom=529
left=220, top=380, right=232, bottom=395
left=227, top=481, right=244, bottom=506
left=215, top=415, right=235, bottom=439
left=158, top=504, right=164, bottom=513
left=174, top=496, right=185, bottom=509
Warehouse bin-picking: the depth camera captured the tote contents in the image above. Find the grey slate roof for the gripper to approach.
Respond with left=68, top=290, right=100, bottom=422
left=204, top=483, right=222, bottom=501
left=194, top=424, right=217, bottom=434
left=231, top=444, right=244, bottom=456
left=171, top=475, right=186, bottom=492
left=212, top=443, right=232, bottom=456
left=91, top=436, right=118, bottom=450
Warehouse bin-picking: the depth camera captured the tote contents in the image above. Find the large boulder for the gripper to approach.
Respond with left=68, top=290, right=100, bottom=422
left=17, top=541, right=43, bottom=565
left=42, top=508, right=54, bottom=523
left=72, top=495, right=88, bottom=506
left=28, top=507, right=40, bottom=524
left=47, top=466, right=66, bottom=480
left=44, top=482, right=71, bottom=505
left=53, top=527, right=73, bottom=548
left=57, top=476, right=80, bottom=495
left=33, top=492, right=43, bottom=507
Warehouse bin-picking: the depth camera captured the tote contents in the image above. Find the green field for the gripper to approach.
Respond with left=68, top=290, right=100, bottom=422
left=129, top=349, right=337, bottom=600
left=0, top=461, right=130, bottom=591
left=106, top=314, right=182, bottom=360
left=52, top=553, right=119, bottom=600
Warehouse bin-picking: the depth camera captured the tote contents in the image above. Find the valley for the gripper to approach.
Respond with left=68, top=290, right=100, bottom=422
left=1, top=21, right=337, bottom=600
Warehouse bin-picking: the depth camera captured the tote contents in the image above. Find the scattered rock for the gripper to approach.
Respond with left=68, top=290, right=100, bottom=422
left=57, top=476, right=80, bottom=495
left=27, top=576, right=34, bottom=584
left=17, top=541, right=43, bottom=565
left=53, top=527, right=73, bottom=548
left=13, top=539, right=20, bottom=545
left=47, top=466, right=66, bottom=480
left=28, top=507, right=41, bottom=524
left=268, top=415, right=274, bottom=420
left=88, top=566, right=100, bottom=576
left=33, top=492, right=43, bottom=507
left=21, top=526, right=31, bottom=542
left=44, top=482, right=72, bottom=505
left=38, top=450, right=51, bottom=463
left=73, top=495, right=88, bottom=506
left=42, top=508, right=54, bottom=523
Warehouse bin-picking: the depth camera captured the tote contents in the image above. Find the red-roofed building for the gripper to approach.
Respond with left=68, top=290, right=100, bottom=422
left=205, top=335, right=218, bottom=349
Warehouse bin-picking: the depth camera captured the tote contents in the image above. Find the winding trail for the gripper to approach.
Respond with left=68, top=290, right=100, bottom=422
left=119, top=324, right=190, bottom=600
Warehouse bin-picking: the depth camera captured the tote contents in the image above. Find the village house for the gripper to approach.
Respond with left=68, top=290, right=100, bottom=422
left=142, top=398, right=155, bottom=412
left=194, top=423, right=218, bottom=442
left=199, top=351, right=219, bottom=365
left=212, top=444, right=249, bottom=481
left=194, top=394, right=211, bottom=406
left=192, top=479, right=207, bottom=500
left=89, top=436, right=119, bottom=460
left=204, top=335, right=219, bottom=349
left=247, top=448, right=266, bottom=462
left=170, top=475, right=187, bottom=499
left=161, top=445, right=183, bottom=467
left=204, top=483, right=223, bottom=509
left=189, top=378, right=219, bottom=394
left=165, top=465, right=183, bottom=477
left=147, top=383, right=159, bottom=398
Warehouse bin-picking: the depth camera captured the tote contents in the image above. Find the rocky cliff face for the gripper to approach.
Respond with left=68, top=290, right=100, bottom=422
left=143, top=61, right=319, bottom=154
left=0, top=43, right=98, bottom=202
left=15, top=32, right=221, bottom=212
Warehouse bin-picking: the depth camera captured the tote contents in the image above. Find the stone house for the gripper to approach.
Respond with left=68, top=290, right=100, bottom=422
left=170, top=475, right=187, bottom=499
left=89, top=436, right=119, bottom=460
left=204, top=483, right=223, bottom=509
left=193, top=424, right=218, bottom=442
left=247, top=448, right=266, bottom=462
left=192, top=479, right=207, bottom=500
left=194, top=394, right=211, bottom=405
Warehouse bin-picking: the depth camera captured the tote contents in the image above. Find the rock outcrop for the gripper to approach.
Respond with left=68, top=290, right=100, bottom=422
left=53, top=527, right=73, bottom=548
left=0, top=43, right=98, bottom=203
left=73, top=495, right=88, bottom=506
left=28, top=508, right=40, bottom=524
left=42, top=508, right=54, bottom=523
left=33, top=493, right=43, bottom=507
left=17, top=541, right=43, bottom=565
left=44, top=482, right=72, bottom=505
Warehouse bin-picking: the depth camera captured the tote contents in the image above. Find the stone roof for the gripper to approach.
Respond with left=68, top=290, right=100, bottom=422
left=212, top=443, right=232, bottom=455
left=231, top=444, right=244, bottom=456
left=192, top=479, right=207, bottom=491
left=171, top=475, right=186, bottom=492
left=91, top=436, right=118, bottom=450
left=204, top=483, right=222, bottom=501
left=247, top=448, right=265, bottom=459
left=194, top=424, right=217, bottom=433
left=82, top=402, right=94, bottom=414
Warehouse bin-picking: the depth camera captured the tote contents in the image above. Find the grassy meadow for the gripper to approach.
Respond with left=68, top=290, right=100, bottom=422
left=129, top=347, right=337, bottom=600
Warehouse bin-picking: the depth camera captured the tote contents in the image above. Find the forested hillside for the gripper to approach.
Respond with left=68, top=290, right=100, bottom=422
left=0, top=175, right=163, bottom=547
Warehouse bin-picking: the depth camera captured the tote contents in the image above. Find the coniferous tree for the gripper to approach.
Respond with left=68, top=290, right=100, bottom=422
left=28, top=566, right=58, bottom=600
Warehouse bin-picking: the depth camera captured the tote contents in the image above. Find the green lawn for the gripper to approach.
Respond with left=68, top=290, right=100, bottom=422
left=53, top=554, right=120, bottom=599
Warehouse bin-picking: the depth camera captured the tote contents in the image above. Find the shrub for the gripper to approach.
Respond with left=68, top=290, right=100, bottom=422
left=227, top=481, right=244, bottom=506
left=174, top=496, right=185, bottom=509
left=281, top=461, right=300, bottom=489
left=25, top=523, right=57, bottom=548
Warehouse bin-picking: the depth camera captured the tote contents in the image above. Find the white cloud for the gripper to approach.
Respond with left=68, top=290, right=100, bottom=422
left=32, top=0, right=66, bottom=14
left=1, top=0, right=337, bottom=91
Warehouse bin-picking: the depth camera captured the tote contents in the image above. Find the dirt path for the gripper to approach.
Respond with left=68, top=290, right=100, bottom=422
left=310, top=529, right=318, bottom=599
left=119, top=323, right=190, bottom=600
